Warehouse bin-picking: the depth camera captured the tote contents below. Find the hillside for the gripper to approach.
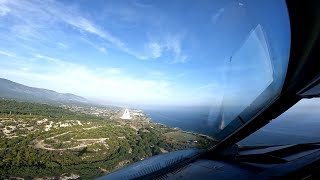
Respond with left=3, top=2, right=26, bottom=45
left=0, top=78, right=88, bottom=104
left=0, top=99, right=215, bottom=179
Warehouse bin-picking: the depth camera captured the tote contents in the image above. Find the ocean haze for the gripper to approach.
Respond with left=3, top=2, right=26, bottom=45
left=143, top=105, right=220, bottom=136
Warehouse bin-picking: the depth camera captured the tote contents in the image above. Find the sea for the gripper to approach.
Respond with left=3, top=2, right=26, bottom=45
left=142, top=105, right=320, bottom=146
left=143, top=106, right=215, bottom=135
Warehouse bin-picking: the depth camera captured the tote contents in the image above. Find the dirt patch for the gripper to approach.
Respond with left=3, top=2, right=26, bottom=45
left=164, top=131, right=199, bottom=142
left=33, top=131, right=109, bottom=151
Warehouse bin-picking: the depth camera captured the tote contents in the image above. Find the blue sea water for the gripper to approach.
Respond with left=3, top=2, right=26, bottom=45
left=142, top=106, right=320, bottom=146
left=240, top=111, right=320, bottom=146
left=143, top=106, right=218, bottom=135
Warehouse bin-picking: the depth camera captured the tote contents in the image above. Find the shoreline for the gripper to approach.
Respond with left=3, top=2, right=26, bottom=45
left=137, top=109, right=217, bottom=142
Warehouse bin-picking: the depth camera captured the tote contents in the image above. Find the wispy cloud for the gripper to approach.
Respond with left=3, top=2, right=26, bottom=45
left=95, top=67, right=123, bottom=75
left=0, top=0, right=188, bottom=62
left=81, top=38, right=107, bottom=53
left=0, top=0, right=10, bottom=16
left=148, top=42, right=162, bottom=58
left=0, top=0, right=150, bottom=59
left=44, top=1, right=171, bottom=60
left=145, top=33, right=187, bottom=63
left=211, top=8, right=225, bottom=24
left=0, top=50, right=16, bottom=57
left=166, top=34, right=188, bottom=63
left=63, top=16, right=107, bottom=39
left=57, top=42, right=68, bottom=49
left=133, top=1, right=153, bottom=8
left=34, top=54, right=66, bottom=65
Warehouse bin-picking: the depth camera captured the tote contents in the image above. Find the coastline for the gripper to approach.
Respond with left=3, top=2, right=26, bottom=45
left=139, top=109, right=217, bottom=142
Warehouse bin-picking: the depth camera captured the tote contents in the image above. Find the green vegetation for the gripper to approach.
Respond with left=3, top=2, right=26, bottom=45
left=0, top=99, right=101, bottom=120
left=0, top=99, right=215, bottom=179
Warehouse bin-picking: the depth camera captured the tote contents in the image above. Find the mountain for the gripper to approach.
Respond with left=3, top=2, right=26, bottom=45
left=0, top=78, right=88, bottom=104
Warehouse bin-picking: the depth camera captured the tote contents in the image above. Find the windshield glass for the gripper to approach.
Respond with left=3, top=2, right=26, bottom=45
left=240, top=98, right=320, bottom=146
left=0, top=0, right=290, bottom=179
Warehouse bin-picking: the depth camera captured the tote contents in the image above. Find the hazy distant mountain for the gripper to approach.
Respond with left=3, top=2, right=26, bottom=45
left=0, top=78, right=88, bottom=104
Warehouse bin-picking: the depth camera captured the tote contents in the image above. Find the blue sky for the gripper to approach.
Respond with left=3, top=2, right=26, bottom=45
left=0, top=0, right=290, bottom=106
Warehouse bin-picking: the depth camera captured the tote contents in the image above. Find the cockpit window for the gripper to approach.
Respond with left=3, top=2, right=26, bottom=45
left=240, top=98, right=320, bottom=146
left=0, top=0, right=290, bottom=178
left=219, top=24, right=274, bottom=130
left=208, top=0, right=290, bottom=140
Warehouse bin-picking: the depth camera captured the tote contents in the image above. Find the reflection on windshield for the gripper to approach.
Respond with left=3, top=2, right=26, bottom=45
left=0, top=0, right=290, bottom=179
left=240, top=98, right=320, bottom=146
left=219, top=24, right=273, bottom=130
left=209, top=0, right=290, bottom=140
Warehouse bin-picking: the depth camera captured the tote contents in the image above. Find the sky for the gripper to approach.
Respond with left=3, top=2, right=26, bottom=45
left=0, top=0, right=290, bottom=107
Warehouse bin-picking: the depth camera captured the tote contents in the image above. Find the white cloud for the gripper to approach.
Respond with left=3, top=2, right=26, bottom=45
left=34, top=54, right=66, bottom=65
left=0, top=50, right=16, bottom=57
left=0, top=0, right=10, bottom=16
left=145, top=33, right=188, bottom=63
left=62, top=16, right=107, bottom=39
left=96, top=67, right=123, bottom=75
left=211, top=8, right=225, bottom=24
left=148, top=42, right=162, bottom=58
left=0, top=0, right=189, bottom=62
left=0, top=0, right=147, bottom=59
left=47, top=3, right=149, bottom=59
left=81, top=38, right=107, bottom=53
left=57, top=42, right=68, bottom=49
left=0, top=54, right=176, bottom=105
left=9, top=24, right=46, bottom=43
left=0, top=54, right=219, bottom=106
left=98, top=47, right=107, bottom=53
left=165, top=34, right=188, bottom=63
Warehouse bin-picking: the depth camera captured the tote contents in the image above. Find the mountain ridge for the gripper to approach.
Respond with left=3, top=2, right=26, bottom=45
left=0, top=78, right=88, bottom=104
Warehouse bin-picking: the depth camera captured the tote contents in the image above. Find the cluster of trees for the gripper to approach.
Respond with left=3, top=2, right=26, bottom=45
left=0, top=133, right=166, bottom=178
left=0, top=133, right=108, bottom=178
left=0, top=99, right=101, bottom=120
